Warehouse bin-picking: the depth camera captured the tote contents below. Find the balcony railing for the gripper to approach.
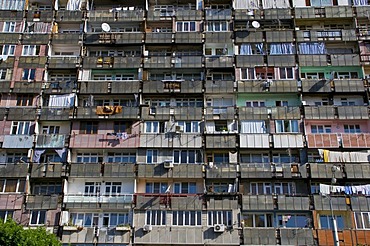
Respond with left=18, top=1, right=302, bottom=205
left=0, top=163, right=29, bottom=177
left=0, top=194, right=24, bottom=210
left=31, top=163, right=67, bottom=178
left=2, top=135, right=34, bottom=148
left=73, top=106, right=140, bottom=119
left=205, top=80, right=235, bottom=93
left=38, top=107, right=72, bottom=121
left=205, top=9, right=232, bottom=20
left=141, top=106, right=203, bottom=120
left=206, top=163, right=238, bottom=179
left=139, top=133, right=202, bottom=148
left=205, top=56, right=233, bottom=68
left=12, top=81, right=43, bottom=93
left=69, top=133, right=140, bottom=148
left=88, top=9, right=144, bottom=21
left=142, top=80, right=203, bottom=93
left=64, top=194, right=133, bottom=204
left=48, top=56, right=81, bottom=69
left=26, top=194, right=60, bottom=210
left=205, top=106, right=235, bottom=120
left=137, top=164, right=203, bottom=179
left=205, top=135, right=237, bottom=149
left=306, top=133, right=370, bottom=148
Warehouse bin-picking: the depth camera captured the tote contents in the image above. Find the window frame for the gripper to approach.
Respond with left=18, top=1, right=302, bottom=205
left=29, top=210, right=46, bottom=225
left=3, top=22, right=16, bottom=32
left=1, top=44, right=16, bottom=56
left=207, top=210, right=232, bottom=226
left=11, top=121, right=33, bottom=135
left=146, top=210, right=167, bottom=225
left=146, top=149, right=158, bottom=164
left=172, top=211, right=202, bottom=226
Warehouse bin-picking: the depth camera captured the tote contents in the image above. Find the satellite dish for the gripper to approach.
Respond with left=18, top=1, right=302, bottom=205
left=251, top=21, right=260, bottom=29
left=101, top=23, right=111, bottom=32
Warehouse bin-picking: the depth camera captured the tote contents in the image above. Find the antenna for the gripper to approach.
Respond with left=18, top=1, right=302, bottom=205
left=251, top=21, right=260, bottom=29
left=101, top=23, right=111, bottom=32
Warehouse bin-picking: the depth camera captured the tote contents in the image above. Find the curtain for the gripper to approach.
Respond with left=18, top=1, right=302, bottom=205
left=299, top=42, right=326, bottom=54
left=33, top=149, right=46, bottom=163
left=240, top=44, right=253, bottom=55
left=25, top=22, right=52, bottom=33
left=241, top=121, right=266, bottom=133
left=48, top=93, right=75, bottom=107
left=269, top=43, right=295, bottom=55
left=67, top=0, right=82, bottom=10
left=311, top=0, right=332, bottom=6
left=256, top=43, right=265, bottom=55
left=234, top=0, right=260, bottom=9
left=0, top=0, right=25, bottom=10
left=55, top=148, right=67, bottom=162
left=354, top=0, right=368, bottom=5
left=262, top=0, right=290, bottom=9
left=206, top=122, right=215, bottom=133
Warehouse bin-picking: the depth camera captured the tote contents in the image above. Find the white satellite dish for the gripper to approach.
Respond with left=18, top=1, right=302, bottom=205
left=101, top=23, right=111, bottom=32
left=251, top=21, right=260, bottom=29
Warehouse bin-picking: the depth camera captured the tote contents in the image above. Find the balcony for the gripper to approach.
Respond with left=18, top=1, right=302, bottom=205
left=17, top=57, right=47, bottom=68
left=205, top=80, right=235, bottom=93
left=337, top=106, right=369, bottom=119
left=88, top=9, right=144, bottom=22
left=0, top=33, right=20, bottom=43
left=234, top=9, right=263, bottom=20
left=62, top=227, right=130, bottom=245
left=295, top=6, right=353, bottom=19
left=176, top=9, right=202, bottom=20
left=174, top=32, right=202, bottom=43
left=301, top=79, right=332, bottom=93
left=139, top=133, right=202, bottom=148
left=0, top=194, right=24, bottom=210
left=103, top=163, right=136, bottom=178
left=35, top=134, right=66, bottom=148
left=280, top=229, right=314, bottom=246
left=205, top=135, right=237, bottom=149
left=315, top=229, right=370, bottom=246
left=206, top=163, right=238, bottom=179
left=0, top=163, right=29, bottom=177
left=51, top=33, right=81, bottom=44
left=296, top=29, right=357, bottom=42
left=238, top=107, right=269, bottom=120
left=142, top=80, right=203, bottom=94
left=313, top=194, right=347, bottom=210
left=271, top=107, right=301, bottom=119
left=306, top=133, right=370, bottom=148
left=308, top=163, right=345, bottom=179
left=73, top=106, right=140, bottom=119
left=345, top=163, right=370, bottom=179
left=43, top=81, right=77, bottom=94
left=235, top=55, right=264, bottom=66
left=266, top=30, right=294, bottom=42
left=242, top=195, right=274, bottom=210
left=38, top=107, right=72, bottom=121
left=304, top=106, right=336, bottom=119
left=205, top=32, right=233, bottom=43
left=207, top=197, right=239, bottom=210
left=267, top=55, right=296, bottom=67
left=143, top=56, right=172, bottom=68
left=2, top=135, right=34, bottom=148
left=298, top=54, right=328, bottom=67
left=240, top=134, right=270, bottom=148
left=356, top=6, right=370, bottom=18
left=341, top=133, right=370, bottom=148
left=110, top=81, right=141, bottom=94
left=137, top=164, right=203, bottom=179
left=55, top=10, right=83, bottom=22
left=79, top=80, right=141, bottom=94
left=172, top=56, right=203, bottom=68
left=141, top=107, right=203, bottom=120
left=240, top=163, right=273, bottom=178
left=243, top=228, right=276, bottom=245
left=69, top=133, right=139, bottom=148
left=7, top=107, right=42, bottom=120
left=205, top=56, right=233, bottom=68
left=145, top=33, right=172, bottom=44
left=351, top=196, right=370, bottom=211
left=0, top=10, right=23, bottom=21
left=85, top=33, right=144, bottom=45
left=235, top=31, right=263, bottom=43
left=25, top=195, right=60, bottom=210
left=306, top=134, right=340, bottom=148
left=21, top=33, right=50, bottom=44
left=330, top=54, right=360, bottom=66
left=69, top=163, right=101, bottom=177
left=134, top=194, right=172, bottom=209
left=12, top=81, right=43, bottom=93
left=277, top=195, right=310, bottom=210
left=238, top=80, right=298, bottom=93
left=205, top=9, right=232, bottom=20
left=205, top=106, right=235, bottom=120
left=31, top=163, right=66, bottom=178
left=64, top=194, right=133, bottom=209
left=83, top=56, right=141, bottom=69
left=48, top=57, right=81, bottom=69
left=0, top=57, right=15, bottom=69
left=264, top=8, right=292, bottom=20
left=26, top=10, right=53, bottom=22
left=147, top=10, right=174, bottom=21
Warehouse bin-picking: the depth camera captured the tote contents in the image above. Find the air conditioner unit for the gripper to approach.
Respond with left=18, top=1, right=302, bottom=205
left=214, top=224, right=225, bottom=233
left=143, top=224, right=152, bottom=232
left=163, top=161, right=174, bottom=168
left=175, top=125, right=183, bottom=133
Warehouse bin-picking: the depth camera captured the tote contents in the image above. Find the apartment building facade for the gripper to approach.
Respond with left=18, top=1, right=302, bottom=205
left=0, top=0, right=370, bottom=245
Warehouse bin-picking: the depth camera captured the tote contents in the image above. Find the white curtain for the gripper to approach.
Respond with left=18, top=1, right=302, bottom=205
left=354, top=0, right=368, bottom=5
left=0, top=0, right=25, bottom=10
left=206, top=122, right=215, bottom=133
left=241, top=121, right=266, bottom=133
left=270, top=43, right=295, bottom=55
left=262, top=0, right=290, bottom=9
left=240, top=44, right=253, bottom=55
left=299, top=42, right=326, bottom=54
left=234, top=0, right=259, bottom=9
left=48, top=93, right=75, bottom=107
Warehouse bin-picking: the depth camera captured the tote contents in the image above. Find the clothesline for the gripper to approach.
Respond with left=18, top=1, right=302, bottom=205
left=320, top=184, right=370, bottom=196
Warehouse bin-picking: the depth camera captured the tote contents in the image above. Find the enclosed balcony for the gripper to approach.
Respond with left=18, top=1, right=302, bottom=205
left=83, top=56, right=141, bottom=69
left=240, top=134, right=270, bottom=148
left=139, top=133, right=202, bottom=148
left=205, top=107, right=236, bottom=120
left=64, top=194, right=133, bottom=209
left=137, top=164, right=203, bottom=179
left=205, top=80, right=235, bottom=93
left=48, top=57, right=81, bottom=69
left=69, top=133, right=140, bottom=148
left=205, top=135, right=237, bottom=149
left=143, top=56, right=172, bottom=68
left=73, top=106, right=140, bottom=119
left=88, top=9, right=145, bottom=22
left=142, top=80, right=203, bottom=94
left=12, top=81, right=43, bottom=93
left=25, top=195, right=60, bottom=210
left=35, top=134, right=66, bottom=148
left=2, top=135, right=34, bottom=148
left=31, top=163, right=66, bottom=178
left=141, top=106, right=203, bottom=120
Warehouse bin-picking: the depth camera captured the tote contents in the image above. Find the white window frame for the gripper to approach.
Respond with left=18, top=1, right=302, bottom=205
left=242, top=213, right=273, bottom=227
left=71, top=213, right=99, bottom=227
left=173, top=182, right=197, bottom=194
left=278, top=67, right=294, bottom=79
left=311, top=125, right=332, bottom=133
left=173, top=150, right=202, bottom=164
left=245, top=101, right=265, bottom=107
left=1, top=44, right=15, bottom=55
left=0, top=178, right=24, bottom=193
left=0, top=211, right=13, bottom=222
left=344, top=124, right=361, bottom=133
left=240, top=153, right=270, bottom=163
left=176, top=21, right=196, bottom=32
left=172, top=211, right=202, bottom=226
left=145, top=182, right=168, bottom=193
left=250, top=182, right=272, bottom=195
left=274, top=182, right=295, bottom=195
left=107, top=153, right=136, bottom=163
left=0, top=69, right=6, bottom=80
left=146, top=210, right=166, bottom=225
left=22, top=68, right=36, bottom=81
left=207, top=211, right=232, bottom=226
left=11, top=121, right=33, bottom=135
left=29, top=210, right=46, bottom=225
left=354, top=212, right=370, bottom=229
left=84, top=182, right=101, bottom=195
left=146, top=149, right=158, bottom=164
left=104, top=182, right=122, bottom=196
left=42, top=125, right=60, bottom=134
left=3, top=22, right=16, bottom=32
left=275, top=120, right=299, bottom=133
left=145, top=121, right=160, bottom=133
left=76, top=153, right=101, bottom=163
left=206, top=21, right=229, bottom=32
left=22, top=45, right=37, bottom=56
left=176, top=121, right=200, bottom=133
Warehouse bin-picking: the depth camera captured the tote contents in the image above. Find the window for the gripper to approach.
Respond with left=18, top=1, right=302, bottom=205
left=311, top=125, right=332, bottom=133
left=173, top=150, right=202, bottom=164
left=33, top=182, right=62, bottom=195
left=212, top=153, right=229, bottom=164
left=0, top=69, right=6, bottom=80
left=314, top=98, right=329, bottom=106
left=16, top=94, right=33, bottom=106
left=105, top=182, right=122, bottom=196
left=175, top=98, right=203, bottom=107
left=275, top=120, right=299, bottom=133
left=0, top=211, right=13, bottom=222
left=275, top=101, right=288, bottom=107
left=276, top=214, right=311, bottom=228
left=274, top=182, right=295, bottom=195
left=103, top=213, right=130, bottom=227
left=80, top=121, right=98, bottom=134
left=71, top=213, right=99, bottom=227
left=22, top=69, right=36, bottom=81
left=214, top=120, right=228, bottom=132
left=241, top=120, right=267, bottom=134
left=22, top=45, right=39, bottom=56
left=0, top=179, right=26, bottom=192
left=146, top=150, right=158, bottom=164
left=241, top=68, right=255, bottom=80
left=176, top=21, right=196, bottom=32
left=272, top=154, right=297, bottom=163
left=3, top=22, right=16, bottom=32
left=11, top=121, right=33, bottom=135
left=173, top=211, right=202, bottom=226
left=279, top=68, right=294, bottom=79
left=319, top=215, right=344, bottom=230
left=208, top=182, right=230, bottom=193
left=145, top=182, right=168, bottom=193
left=340, top=98, right=356, bottom=106
left=310, top=0, right=333, bottom=7
left=42, top=154, right=62, bottom=163
left=206, top=21, right=228, bottom=31
left=145, top=121, right=160, bottom=133
left=207, top=211, right=232, bottom=226
left=42, top=125, right=60, bottom=134
left=245, top=101, right=265, bottom=107
left=113, top=121, right=130, bottom=133
left=300, top=72, right=325, bottom=80
left=84, top=182, right=101, bottom=195
left=240, top=154, right=269, bottom=163
left=355, top=212, right=370, bottom=229
left=6, top=153, right=28, bottom=163
left=77, top=153, right=102, bottom=163
left=1, top=45, right=15, bottom=55
left=30, top=210, right=46, bottom=225
left=176, top=121, right=200, bottom=133
left=344, top=124, right=361, bottom=133
left=243, top=214, right=273, bottom=227
left=146, top=210, right=166, bottom=225
left=107, top=153, right=136, bottom=163
left=250, top=182, right=272, bottom=195
left=173, top=182, right=197, bottom=194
